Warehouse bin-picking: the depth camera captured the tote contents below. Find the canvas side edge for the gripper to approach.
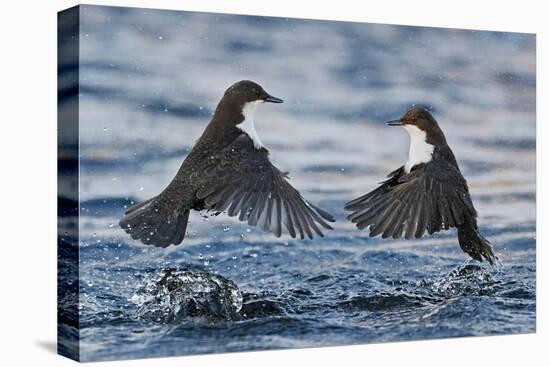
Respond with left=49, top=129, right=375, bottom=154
left=57, top=5, right=81, bottom=362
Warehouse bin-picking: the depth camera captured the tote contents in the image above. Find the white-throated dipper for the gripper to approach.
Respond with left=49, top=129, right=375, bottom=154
left=344, top=107, right=496, bottom=264
left=120, top=80, right=334, bottom=247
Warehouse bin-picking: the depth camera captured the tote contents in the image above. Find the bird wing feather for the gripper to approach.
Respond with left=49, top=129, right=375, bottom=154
left=196, top=134, right=334, bottom=239
left=344, top=160, right=476, bottom=239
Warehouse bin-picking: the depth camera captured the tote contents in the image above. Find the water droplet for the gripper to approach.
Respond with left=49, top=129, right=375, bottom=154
left=158, top=35, right=164, bottom=40
left=203, top=260, right=210, bottom=266
left=103, top=127, right=108, bottom=131
left=139, top=186, right=144, bottom=191
left=109, top=223, right=114, bottom=228
left=223, top=225, right=231, bottom=232
left=246, top=228, right=252, bottom=233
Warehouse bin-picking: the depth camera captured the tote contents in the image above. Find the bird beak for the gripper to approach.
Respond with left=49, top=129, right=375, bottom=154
left=264, top=94, right=284, bottom=104
left=385, top=119, right=403, bottom=126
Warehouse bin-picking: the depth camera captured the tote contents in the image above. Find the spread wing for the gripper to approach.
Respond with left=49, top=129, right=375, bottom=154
left=344, top=161, right=477, bottom=239
left=196, top=135, right=334, bottom=239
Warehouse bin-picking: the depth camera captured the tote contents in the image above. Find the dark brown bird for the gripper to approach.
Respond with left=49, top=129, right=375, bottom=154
left=344, top=107, right=496, bottom=264
left=120, top=80, right=334, bottom=247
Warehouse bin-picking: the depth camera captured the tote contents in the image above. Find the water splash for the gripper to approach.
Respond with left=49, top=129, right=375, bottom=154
left=425, top=264, right=499, bottom=297
left=132, top=268, right=242, bottom=323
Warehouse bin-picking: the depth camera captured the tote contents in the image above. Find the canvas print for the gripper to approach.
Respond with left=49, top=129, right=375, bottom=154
left=57, top=5, right=536, bottom=362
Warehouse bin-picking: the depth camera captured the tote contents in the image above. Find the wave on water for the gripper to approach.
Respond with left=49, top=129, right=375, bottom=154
left=126, top=261, right=531, bottom=328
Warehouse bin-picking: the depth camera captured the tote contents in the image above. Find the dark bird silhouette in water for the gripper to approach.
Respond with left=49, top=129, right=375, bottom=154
left=344, top=107, right=496, bottom=264
left=120, top=80, right=334, bottom=247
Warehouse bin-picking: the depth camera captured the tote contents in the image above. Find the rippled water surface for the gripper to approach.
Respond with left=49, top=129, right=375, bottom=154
left=59, top=5, right=535, bottom=362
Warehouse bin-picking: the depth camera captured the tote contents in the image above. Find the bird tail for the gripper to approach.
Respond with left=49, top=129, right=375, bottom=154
left=119, top=196, right=190, bottom=247
left=457, top=221, right=496, bottom=265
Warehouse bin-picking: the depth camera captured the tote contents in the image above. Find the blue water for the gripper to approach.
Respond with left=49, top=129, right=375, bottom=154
left=60, top=5, right=535, bottom=362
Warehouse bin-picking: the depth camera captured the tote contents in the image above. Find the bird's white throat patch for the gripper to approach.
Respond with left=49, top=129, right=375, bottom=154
left=237, top=100, right=265, bottom=150
left=403, top=125, right=434, bottom=173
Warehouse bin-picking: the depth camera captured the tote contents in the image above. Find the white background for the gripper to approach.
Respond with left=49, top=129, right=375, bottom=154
left=0, top=0, right=546, bottom=366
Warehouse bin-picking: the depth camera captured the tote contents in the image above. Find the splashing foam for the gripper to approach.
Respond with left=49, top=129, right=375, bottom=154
left=428, top=264, right=499, bottom=296
left=132, top=268, right=243, bottom=323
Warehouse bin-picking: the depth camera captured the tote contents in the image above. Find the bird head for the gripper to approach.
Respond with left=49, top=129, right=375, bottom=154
left=386, top=107, right=446, bottom=145
left=223, top=80, right=283, bottom=108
